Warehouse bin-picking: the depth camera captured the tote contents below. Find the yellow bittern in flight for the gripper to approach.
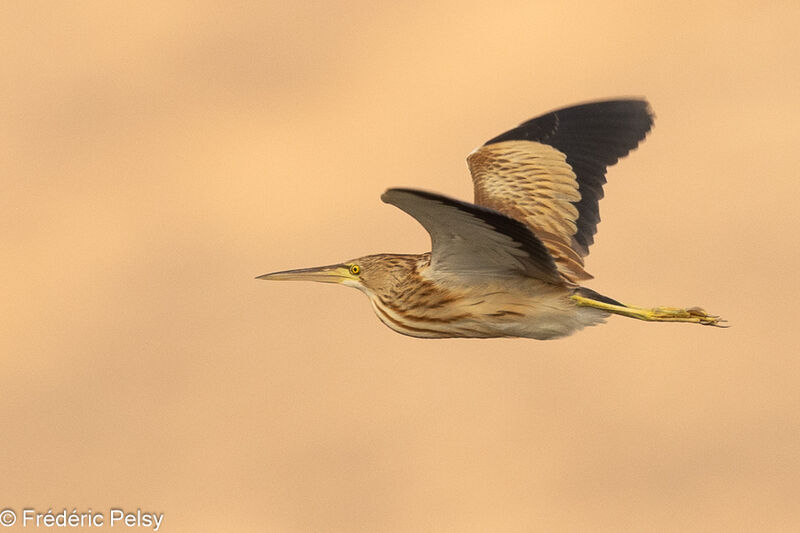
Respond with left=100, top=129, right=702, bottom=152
left=258, top=99, right=724, bottom=339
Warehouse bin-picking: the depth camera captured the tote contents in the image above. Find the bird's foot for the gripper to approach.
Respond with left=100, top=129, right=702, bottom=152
left=645, top=306, right=727, bottom=327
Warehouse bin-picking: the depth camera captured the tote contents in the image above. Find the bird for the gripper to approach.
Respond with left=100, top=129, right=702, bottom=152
left=257, top=99, right=725, bottom=339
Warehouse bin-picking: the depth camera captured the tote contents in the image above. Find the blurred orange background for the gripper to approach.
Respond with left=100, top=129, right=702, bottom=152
left=2, top=2, right=799, bottom=531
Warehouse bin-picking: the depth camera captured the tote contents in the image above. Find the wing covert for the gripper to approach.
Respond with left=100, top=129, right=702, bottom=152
left=381, top=188, right=563, bottom=284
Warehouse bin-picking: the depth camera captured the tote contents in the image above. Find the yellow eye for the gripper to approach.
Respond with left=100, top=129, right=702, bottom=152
left=349, top=264, right=361, bottom=275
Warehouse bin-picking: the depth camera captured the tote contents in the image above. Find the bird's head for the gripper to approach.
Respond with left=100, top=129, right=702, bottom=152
left=257, top=254, right=419, bottom=297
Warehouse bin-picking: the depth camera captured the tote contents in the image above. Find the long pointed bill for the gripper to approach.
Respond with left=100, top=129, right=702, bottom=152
left=256, top=264, right=351, bottom=284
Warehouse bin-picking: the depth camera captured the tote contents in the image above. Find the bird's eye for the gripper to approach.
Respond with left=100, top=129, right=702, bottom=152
left=349, top=264, right=361, bottom=275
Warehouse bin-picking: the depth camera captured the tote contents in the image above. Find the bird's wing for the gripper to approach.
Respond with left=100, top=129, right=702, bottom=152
left=381, top=188, right=563, bottom=284
left=467, top=99, right=654, bottom=282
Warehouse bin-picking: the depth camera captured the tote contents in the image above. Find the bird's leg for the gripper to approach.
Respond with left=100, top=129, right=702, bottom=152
left=570, top=294, right=727, bottom=327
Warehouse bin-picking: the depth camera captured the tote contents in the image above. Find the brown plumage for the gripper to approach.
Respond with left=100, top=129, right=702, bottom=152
left=258, top=99, right=725, bottom=339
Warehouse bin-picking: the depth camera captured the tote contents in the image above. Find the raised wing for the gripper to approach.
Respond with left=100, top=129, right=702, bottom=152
left=381, top=188, right=563, bottom=284
left=467, top=99, right=654, bottom=281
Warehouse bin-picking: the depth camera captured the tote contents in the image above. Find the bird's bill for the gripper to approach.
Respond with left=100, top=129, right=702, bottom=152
left=256, top=264, right=351, bottom=284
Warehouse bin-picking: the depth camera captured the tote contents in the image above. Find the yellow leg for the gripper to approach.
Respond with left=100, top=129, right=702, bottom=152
left=570, top=294, right=727, bottom=327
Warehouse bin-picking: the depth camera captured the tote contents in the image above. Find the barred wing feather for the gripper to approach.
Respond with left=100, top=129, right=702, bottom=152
left=467, top=99, right=654, bottom=282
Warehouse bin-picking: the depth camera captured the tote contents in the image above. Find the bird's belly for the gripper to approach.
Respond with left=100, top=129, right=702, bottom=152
left=371, top=287, right=607, bottom=340
left=455, top=299, right=597, bottom=340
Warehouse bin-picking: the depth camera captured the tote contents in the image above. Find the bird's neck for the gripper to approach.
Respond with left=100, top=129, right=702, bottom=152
left=369, top=252, right=465, bottom=314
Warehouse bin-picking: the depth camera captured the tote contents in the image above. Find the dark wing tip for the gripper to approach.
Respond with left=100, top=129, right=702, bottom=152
left=485, top=98, right=654, bottom=148
left=380, top=189, right=397, bottom=204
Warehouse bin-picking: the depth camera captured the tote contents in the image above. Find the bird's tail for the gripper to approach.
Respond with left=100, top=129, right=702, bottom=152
left=571, top=288, right=726, bottom=327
